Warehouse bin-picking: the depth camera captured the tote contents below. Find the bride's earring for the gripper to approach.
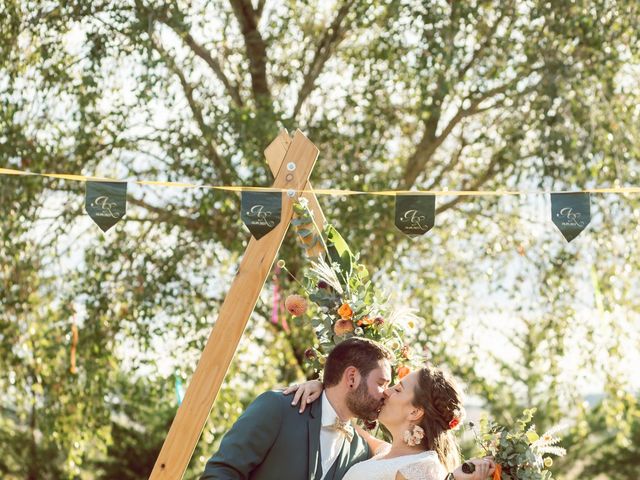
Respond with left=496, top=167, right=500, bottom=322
left=402, top=424, right=425, bottom=447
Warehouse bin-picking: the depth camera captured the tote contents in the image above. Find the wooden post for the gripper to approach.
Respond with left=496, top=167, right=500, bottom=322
left=265, top=130, right=326, bottom=257
left=149, top=130, right=319, bottom=480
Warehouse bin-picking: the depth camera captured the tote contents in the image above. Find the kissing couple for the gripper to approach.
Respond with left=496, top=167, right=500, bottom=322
left=201, top=337, right=495, bottom=480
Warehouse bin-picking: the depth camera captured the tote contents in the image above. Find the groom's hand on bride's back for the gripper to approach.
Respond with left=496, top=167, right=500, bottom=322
left=283, top=379, right=323, bottom=413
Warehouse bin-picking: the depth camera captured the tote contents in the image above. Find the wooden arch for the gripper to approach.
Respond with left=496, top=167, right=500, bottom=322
left=150, top=130, right=325, bottom=479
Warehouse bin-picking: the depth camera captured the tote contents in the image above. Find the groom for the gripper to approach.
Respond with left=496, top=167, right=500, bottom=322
left=200, top=337, right=393, bottom=480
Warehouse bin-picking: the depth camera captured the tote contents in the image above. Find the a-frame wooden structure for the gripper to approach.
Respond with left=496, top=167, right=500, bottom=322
left=150, top=129, right=326, bottom=479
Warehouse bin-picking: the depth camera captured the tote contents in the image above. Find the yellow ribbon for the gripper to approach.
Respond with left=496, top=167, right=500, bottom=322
left=1, top=167, right=639, bottom=196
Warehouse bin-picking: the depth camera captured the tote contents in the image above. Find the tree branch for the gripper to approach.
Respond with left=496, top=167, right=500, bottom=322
left=401, top=68, right=541, bottom=190
left=435, top=149, right=508, bottom=215
left=157, top=17, right=244, bottom=107
left=127, top=197, right=200, bottom=230
left=291, top=2, right=353, bottom=120
left=152, top=39, right=236, bottom=184
left=425, top=133, right=468, bottom=189
left=401, top=104, right=465, bottom=189
left=255, top=0, right=266, bottom=19
left=456, top=1, right=513, bottom=81
left=229, top=0, right=271, bottom=101
left=400, top=69, right=450, bottom=189
left=128, top=197, right=240, bottom=244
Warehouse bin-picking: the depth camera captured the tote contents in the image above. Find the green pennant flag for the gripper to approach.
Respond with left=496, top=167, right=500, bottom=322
left=551, top=192, right=591, bottom=242
left=85, top=181, right=127, bottom=232
left=394, top=194, right=435, bottom=237
left=241, top=191, right=282, bottom=239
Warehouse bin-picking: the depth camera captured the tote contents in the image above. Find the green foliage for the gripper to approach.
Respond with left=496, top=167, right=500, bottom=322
left=290, top=203, right=419, bottom=377
left=475, top=409, right=566, bottom=480
left=555, top=393, right=640, bottom=480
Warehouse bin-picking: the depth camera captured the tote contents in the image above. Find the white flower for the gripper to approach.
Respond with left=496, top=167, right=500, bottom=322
left=532, top=423, right=567, bottom=456
left=309, top=258, right=344, bottom=295
left=403, top=425, right=425, bottom=446
left=387, top=306, right=421, bottom=332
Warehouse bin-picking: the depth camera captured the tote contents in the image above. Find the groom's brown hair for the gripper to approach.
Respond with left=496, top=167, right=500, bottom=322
left=323, top=338, right=393, bottom=387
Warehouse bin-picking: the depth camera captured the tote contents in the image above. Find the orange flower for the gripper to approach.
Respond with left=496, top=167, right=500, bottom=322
left=337, top=303, right=353, bottom=319
left=285, top=294, right=308, bottom=317
left=492, top=463, right=502, bottom=480
left=334, top=319, right=355, bottom=336
left=397, top=365, right=410, bottom=379
left=357, top=315, right=373, bottom=326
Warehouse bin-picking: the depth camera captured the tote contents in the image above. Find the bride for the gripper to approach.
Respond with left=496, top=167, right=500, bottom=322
left=286, top=365, right=495, bottom=480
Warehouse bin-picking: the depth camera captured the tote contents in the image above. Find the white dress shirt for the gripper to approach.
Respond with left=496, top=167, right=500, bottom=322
left=320, top=392, right=347, bottom=479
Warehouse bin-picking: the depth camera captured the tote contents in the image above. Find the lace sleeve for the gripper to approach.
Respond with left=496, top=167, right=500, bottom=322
left=397, top=457, right=447, bottom=480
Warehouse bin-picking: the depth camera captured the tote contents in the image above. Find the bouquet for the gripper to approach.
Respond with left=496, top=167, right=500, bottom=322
left=475, top=409, right=566, bottom=480
left=283, top=200, right=420, bottom=379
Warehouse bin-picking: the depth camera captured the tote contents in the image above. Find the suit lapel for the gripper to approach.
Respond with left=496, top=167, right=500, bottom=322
left=307, top=398, right=322, bottom=480
left=330, top=434, right=352, bottom=480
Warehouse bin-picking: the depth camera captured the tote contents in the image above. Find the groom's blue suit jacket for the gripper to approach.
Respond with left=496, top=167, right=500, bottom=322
left=200, top=390, right=371, bottom=480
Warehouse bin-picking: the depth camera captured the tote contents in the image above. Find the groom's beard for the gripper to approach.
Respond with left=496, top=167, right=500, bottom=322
left=346, top=381, right=384, bottom=421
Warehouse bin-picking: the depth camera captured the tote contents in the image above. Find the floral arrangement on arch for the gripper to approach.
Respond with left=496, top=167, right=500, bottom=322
left=283, top=200, right=421, bottom=379
left=474, top=409, right=566, bottom=480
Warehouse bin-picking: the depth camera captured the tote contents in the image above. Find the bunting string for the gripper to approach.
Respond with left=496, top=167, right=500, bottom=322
left=2, top=167, right=639, bottom=196
left=3, top=166, right=637, bottom=241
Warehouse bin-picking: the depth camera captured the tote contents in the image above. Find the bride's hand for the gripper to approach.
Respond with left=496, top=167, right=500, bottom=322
left=283, top=379, right=323, bottom=413
left=453, top=458, right=495, bottom=480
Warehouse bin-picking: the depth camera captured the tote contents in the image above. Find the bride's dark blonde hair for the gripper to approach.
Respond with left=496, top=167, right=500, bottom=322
left=411, top=365, right=463, bottom=472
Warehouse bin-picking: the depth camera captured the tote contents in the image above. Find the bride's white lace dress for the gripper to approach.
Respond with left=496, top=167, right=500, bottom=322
left=342, top=444, right=447, bottom=480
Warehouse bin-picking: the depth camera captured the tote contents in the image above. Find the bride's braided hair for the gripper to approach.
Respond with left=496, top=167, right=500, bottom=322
left=411, top=364, right=463, bottom=472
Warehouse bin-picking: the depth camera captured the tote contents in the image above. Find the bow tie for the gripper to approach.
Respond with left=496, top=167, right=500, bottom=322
left=323, top=418, right=354, bottom=442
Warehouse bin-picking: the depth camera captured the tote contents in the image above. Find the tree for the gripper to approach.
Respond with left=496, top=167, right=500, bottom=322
left=1, top=1, right=639, bottom=478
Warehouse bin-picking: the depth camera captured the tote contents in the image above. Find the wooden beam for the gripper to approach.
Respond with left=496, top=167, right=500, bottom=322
left=150, top=130, right=319, bottom=479
left=265, top=129, right=326, bottom=259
